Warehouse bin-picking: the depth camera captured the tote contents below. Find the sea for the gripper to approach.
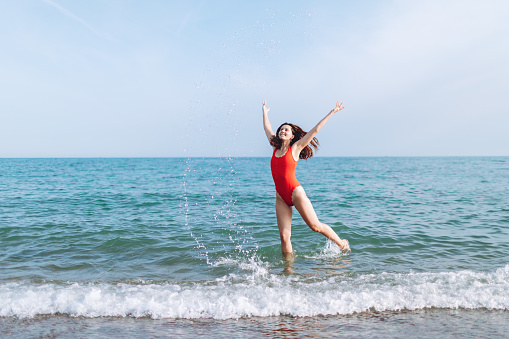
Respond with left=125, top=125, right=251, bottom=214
left=1, top=157, right=508, bottom=338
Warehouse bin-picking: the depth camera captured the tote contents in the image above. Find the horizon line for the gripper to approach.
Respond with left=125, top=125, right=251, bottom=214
left=1, top=155, right=508, bottom=159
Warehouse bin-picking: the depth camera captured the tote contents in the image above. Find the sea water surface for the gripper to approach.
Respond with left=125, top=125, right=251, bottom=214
left=1, top=157, right=509, bottom=337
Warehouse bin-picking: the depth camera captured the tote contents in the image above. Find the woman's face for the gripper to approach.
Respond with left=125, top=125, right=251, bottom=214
left=278, top=124, right=294, bottom=141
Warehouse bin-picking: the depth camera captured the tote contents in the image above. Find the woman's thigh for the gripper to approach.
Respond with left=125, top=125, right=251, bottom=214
left=276, top=193, right=292, bottom=233
left=292, top=187, right=320, bottom=227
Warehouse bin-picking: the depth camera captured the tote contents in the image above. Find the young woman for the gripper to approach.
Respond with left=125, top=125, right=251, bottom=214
left=262, top=100, right=350, bottom=256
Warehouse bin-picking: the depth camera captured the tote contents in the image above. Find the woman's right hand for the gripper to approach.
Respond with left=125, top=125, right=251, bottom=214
left=262, top=100, right=275, bottom=142
left=262, top=101, right=270, bottom=115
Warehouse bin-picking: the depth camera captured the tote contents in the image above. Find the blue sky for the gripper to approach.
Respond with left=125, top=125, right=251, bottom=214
left=1, top=0, right=508, bottom=157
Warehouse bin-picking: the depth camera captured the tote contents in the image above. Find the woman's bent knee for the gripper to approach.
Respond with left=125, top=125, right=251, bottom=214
left=308, top=222, right=323, bottom=233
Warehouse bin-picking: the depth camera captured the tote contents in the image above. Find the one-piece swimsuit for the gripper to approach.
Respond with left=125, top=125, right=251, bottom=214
left=271, top=146, right=301, bottom=206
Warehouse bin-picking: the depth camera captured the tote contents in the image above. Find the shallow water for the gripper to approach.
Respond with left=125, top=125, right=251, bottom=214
left=1, top=309, right=508, bottom=338
left=1, top=157, right=508, bottom=336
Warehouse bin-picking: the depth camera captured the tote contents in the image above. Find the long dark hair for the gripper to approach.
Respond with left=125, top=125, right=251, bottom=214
left=270, top=122, right=319, bottom=160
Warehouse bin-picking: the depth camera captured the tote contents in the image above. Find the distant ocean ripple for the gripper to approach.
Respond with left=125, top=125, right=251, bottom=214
left=1, top=157, right=508, bottom=320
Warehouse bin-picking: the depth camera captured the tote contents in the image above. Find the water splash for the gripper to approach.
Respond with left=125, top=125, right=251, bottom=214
left=304, top=240, right=349, bottom=260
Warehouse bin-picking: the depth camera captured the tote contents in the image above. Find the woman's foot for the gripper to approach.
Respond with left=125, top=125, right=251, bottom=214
left=338, top=239, right=351, bottom=252
left=282, top=251, right=295, bottom=261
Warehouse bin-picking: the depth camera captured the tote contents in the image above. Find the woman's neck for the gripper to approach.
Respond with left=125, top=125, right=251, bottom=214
left=280, top=141, right=291, bottom=151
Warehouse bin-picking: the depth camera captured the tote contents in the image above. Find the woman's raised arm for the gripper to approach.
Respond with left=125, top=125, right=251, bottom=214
left=262, top=100, right=275, bottom=142
left=294, top=101, right=344, bottom=151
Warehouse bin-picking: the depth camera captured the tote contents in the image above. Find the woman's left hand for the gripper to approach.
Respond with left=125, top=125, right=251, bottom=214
left=332, top=101, right=344, bottom=113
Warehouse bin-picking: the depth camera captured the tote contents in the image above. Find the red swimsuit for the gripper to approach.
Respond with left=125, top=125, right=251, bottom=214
left=271, top=146, right=301, bottom=206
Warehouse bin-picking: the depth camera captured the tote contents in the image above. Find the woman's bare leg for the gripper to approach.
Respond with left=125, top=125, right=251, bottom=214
left=292, top=187, right=350, bottom=252
left=275, top=193, right=293, bottom=256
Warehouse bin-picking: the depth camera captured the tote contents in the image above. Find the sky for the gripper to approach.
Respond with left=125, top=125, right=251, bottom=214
left=1, top=0, right=508, bottom=157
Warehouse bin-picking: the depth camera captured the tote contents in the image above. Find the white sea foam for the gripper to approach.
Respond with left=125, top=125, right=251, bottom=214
left=1, top=265, right=508, bottom=319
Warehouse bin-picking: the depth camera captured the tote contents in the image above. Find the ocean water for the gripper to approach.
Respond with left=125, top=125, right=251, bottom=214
left=1, top=157, right=509, bottom=338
